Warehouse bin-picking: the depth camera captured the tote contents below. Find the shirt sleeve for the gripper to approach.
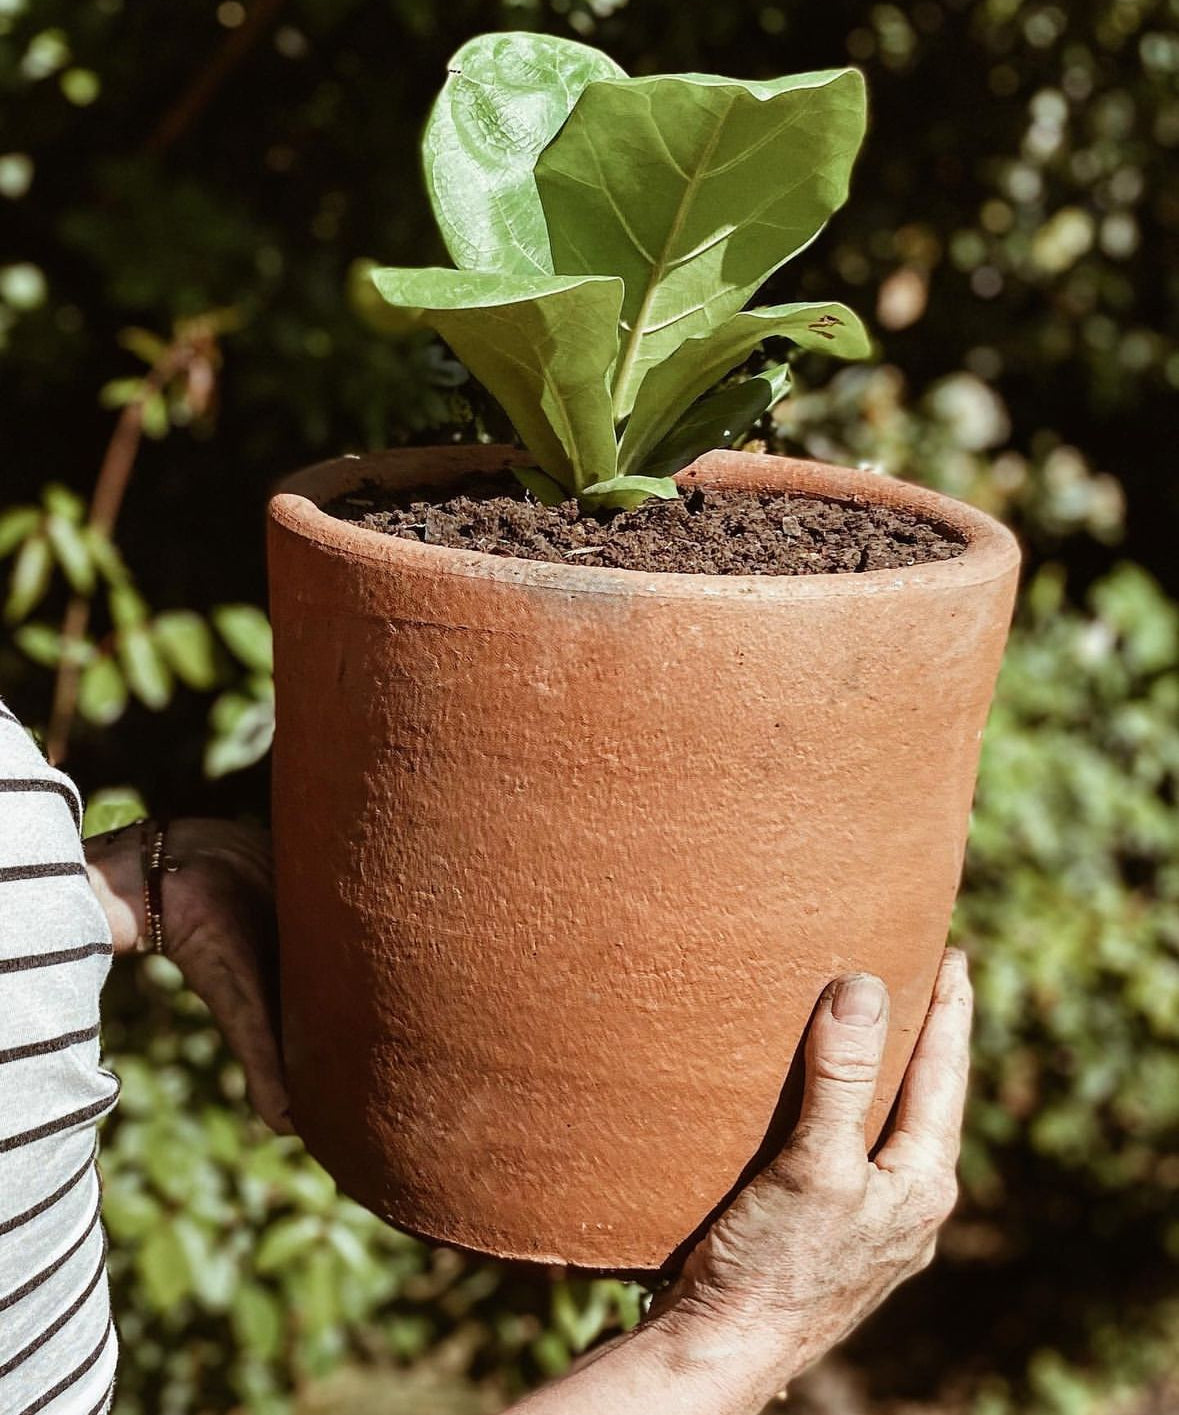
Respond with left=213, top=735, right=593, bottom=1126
left=0, top=698, right=119, bottom=1415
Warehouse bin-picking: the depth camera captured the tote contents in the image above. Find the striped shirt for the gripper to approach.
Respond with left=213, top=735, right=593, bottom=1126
left=0, top=697, right=118, bottom=1415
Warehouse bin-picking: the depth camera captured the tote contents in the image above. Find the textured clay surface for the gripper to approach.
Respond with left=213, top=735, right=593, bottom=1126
left=268, top=445, right=1021, bottom=1272
left=323, top=475, right=965, bottom=575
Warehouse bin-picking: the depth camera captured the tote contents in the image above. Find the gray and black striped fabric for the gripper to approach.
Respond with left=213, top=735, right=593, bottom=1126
left=0, top=698, right=118, bottom=1415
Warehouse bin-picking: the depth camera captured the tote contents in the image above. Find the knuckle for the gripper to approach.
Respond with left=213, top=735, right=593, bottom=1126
left=811, top=1046, right=881, bottom=1088
left=775, top=1141, right=865, bottom=1208
left=813, top=1163, right=868, bottom=1209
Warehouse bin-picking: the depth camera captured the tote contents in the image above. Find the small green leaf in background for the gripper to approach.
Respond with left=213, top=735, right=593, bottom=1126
left=205, top=685, right=275, bottom=778
left=422, top=32, right=625, bottom=277
left=212, top=603, right=274, bottom=675
left=78, top=655, right=128, bottom=727
left=141, top=390, right=170, bottom=439
left=84, top=526, right=129, bottom=585
left=109, top=580, right=150, bottom=629
left=6, top=532, right=53, bottom=623
left=46, top=511, right=95, bottom=594
left=347, top=257, right=422, bottom=336
left=13, top=621, right=64, bottom=668
left=255, top=1214, right=323, bottom=1275
left=82, top=784, right=148, bottom=837
left=41, top=482, right=86, bottom=522
left=371, top=267, right=624, bottom=495
left=138, top=1224, right=193, bottom=1311
left=0, top=506, right=40, bottom=559
left=232, top=1283, right=285, bottom=1363
left=154, top=609, right=220, bottom=690
left=118, top=624, right=173, bottom=709
left=536, top=68, right=867, bottom=416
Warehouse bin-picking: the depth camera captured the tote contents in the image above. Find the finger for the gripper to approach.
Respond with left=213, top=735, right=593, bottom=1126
left=875, top=948, right=972, bottom=1176
left=193, top=945, right=294, bottom=1135
left=785, top=972, right=889, bottom=1168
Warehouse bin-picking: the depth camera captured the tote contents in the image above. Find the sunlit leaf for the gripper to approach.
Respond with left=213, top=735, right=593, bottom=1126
left=423, top=31, right=625, bottom=276
left=0, top=507, right=40, bottom=560
left=372, top=266, right=623, bottom=494
left=619, top=301, right=870, bottom=475
left=78, top=656, right=128, bottom=727
left=46, top=512, right=95, bottom=595
left=536, top=68, right=867, bottom=416
left=154, top=609, right=220, bottom=691
left=212, top=603, right=273, bottom=675
left=118, top=625, right=172, bottom=709
left=6, top=533, right=53, bottom=623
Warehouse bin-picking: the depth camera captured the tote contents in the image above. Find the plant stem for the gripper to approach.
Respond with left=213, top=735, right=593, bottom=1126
left=45, top=345, right=191, bottom=767
left=144, top=0, right=289, bottom=157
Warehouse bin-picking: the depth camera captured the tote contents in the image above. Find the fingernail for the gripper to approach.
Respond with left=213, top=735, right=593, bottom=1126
left=831, top=974, right=886, bottom=1027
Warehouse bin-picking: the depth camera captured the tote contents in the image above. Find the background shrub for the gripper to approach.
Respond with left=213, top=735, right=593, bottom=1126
left=1, top=0, right=1176, bottom=1410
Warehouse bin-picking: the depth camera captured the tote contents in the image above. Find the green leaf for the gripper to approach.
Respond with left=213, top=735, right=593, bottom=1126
left=348, top=257, right=421, bottom=335
left=82, top=784, right=147, bottom=837
left=204, top=691, right=275, bottom=778
left=619, top=301, right=870, bottom=476
left=41, top=483, right=85, bottom=522
left=100, top=1181, right=161, bottom=1240
left=46, top=513, right=95, bottom=595
left=141, top=391, right=169, bottom=439
left=117, top=626, right=173, bottom=710
left=138, top=1225, right=193, bottom=1310
left=84, top=527, right=129, bottom=585
left=109, top=581, right=149, bottom=629
left=0, top=507, right=40, bottom=559
left=13, top=621, right=64, bottom=668
left=371, top=267, right=623, bottom=495
left=578, top=474, right=680, bottom=511
left=118, top=325, right=168, bottom=366
left=513, top=465, right=568, bottom=506
left=212, top=603, right=273, bottom=674
left=99, top=376, right=144, bottom=410
left=78, top=657, right=129, bottom=727
left=154, top=610, right=220, bottom=690
left=422, top=32, right=625, bottom=276
left=640, top=362, right=792, bottom=478
left=535, top=68, right=867, bottom=416
left=232, top=1283, right=284, bottom=1362
left=6, top=533, right=53, bottom=623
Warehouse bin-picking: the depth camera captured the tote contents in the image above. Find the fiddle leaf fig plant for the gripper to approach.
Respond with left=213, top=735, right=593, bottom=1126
left=373, top=34, right=872, bottom=511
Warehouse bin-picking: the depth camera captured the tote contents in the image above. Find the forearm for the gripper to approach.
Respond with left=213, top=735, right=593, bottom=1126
left=507, top=1311, right=789, bottom=1415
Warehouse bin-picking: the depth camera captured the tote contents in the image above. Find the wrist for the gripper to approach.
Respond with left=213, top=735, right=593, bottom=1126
left=84, top=823, right=146, bottom=956
left=642, top=1299, right=798, bottom=1410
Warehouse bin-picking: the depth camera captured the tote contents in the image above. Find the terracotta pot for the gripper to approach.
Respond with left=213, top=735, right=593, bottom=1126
left=268, top=445, right=1020, bottom=1272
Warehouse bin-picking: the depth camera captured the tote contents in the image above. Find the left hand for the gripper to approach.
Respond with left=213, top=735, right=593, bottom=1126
left=86, top=817, right=293, bottom=1135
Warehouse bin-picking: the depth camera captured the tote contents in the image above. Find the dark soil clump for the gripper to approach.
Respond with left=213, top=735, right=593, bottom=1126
left=324, top=473, right=965, bottom=575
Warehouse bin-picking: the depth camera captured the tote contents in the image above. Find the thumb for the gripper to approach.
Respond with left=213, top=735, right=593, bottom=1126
left=792, top=973, right=889, bottom=1159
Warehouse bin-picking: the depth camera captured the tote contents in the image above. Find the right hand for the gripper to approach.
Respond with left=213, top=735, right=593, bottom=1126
left=654, top=949, right=972, bottom=1396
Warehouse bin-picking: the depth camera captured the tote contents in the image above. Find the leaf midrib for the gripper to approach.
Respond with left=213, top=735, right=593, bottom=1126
left=609, top=92, right=736, bottom=417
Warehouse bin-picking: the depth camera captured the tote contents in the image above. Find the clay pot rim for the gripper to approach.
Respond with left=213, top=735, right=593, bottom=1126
left=270, top=445, right=1021, bottom=602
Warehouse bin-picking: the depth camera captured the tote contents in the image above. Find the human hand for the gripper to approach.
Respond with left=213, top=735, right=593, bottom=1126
left=652, top=949, right=972, bottom=1400
left=86, top=817, right=293, bottom=1135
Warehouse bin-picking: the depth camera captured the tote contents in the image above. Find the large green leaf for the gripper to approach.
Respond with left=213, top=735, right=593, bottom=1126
left=422, top=32, right=625, bottom=277
left=619, top=301, right=870, bottom=476
left=535, top=68, right=867, bottom=417
left=372, top=266, right=623, bottom=494
left=640, top=362, right=792, bottom=479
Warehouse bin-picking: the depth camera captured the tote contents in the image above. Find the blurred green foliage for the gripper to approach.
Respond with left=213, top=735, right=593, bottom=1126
left=2, top=0, right=1178, bottom=1411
